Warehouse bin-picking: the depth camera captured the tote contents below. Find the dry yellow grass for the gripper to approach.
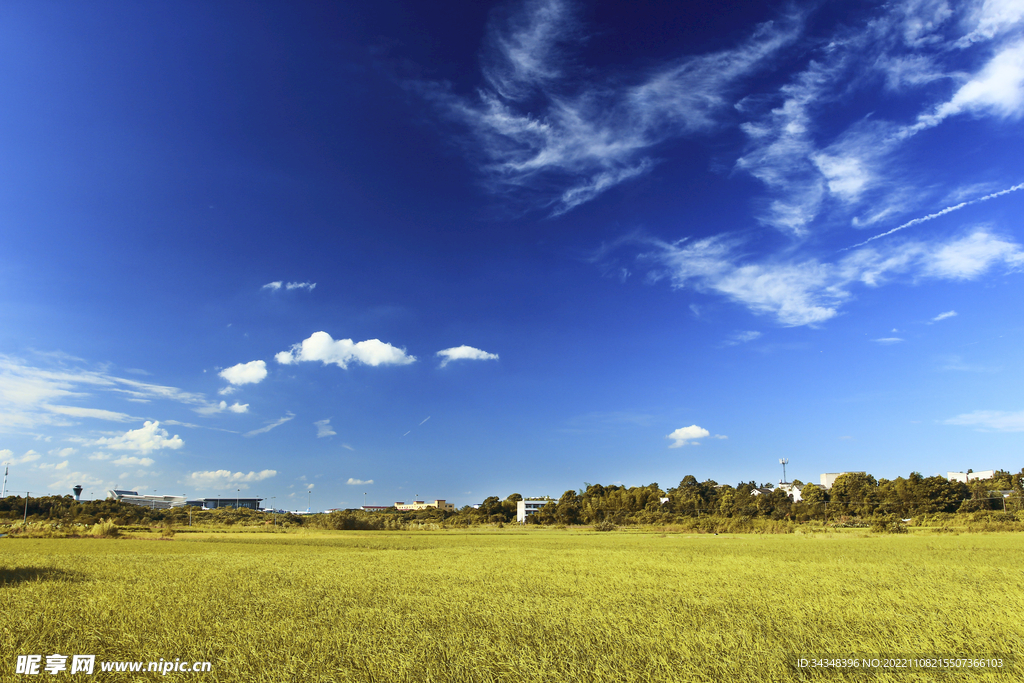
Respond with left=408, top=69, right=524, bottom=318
left=1, top=529, right=1021, bottom=682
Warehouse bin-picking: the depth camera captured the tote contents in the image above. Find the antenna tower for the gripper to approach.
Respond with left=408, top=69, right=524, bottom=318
left=779, top=458, right=789, bottom=483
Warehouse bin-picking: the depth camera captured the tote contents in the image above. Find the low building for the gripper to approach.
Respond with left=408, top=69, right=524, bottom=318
left=394, top=499, right=455, bottom=512
left=187, top=497, right=263, bottom=510
left=360, top=505, right=391, bottom=512
left=516, top=498, right=551, bottom=523
left=107, top=490, right=187, bottom=510
left=947, top=470, right=996, bottom=483
left=820, top=472, right=865, bottom=489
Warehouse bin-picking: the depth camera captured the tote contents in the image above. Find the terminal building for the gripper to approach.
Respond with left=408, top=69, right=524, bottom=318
left=107, top=490, right=187, bottom=510
left=393, top=499, right=455, bottom=512
left=185, top=497, right=263, bottom=510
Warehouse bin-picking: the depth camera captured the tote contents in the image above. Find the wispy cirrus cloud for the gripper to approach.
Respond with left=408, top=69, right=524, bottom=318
left=244, top=412, right=295, bottom=437
left=421, top=0, right=802, bottom=215
left=262, top=281, right=316, bottom=292
left=945, top=409, right=1024, bottom=432
left=315, top=419, right=336, bottom=438
left=619, top=227, right=1023, bottom=327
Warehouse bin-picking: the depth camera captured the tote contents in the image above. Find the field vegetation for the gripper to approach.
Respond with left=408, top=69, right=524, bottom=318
left=1, top=529, right=1022, bottom=682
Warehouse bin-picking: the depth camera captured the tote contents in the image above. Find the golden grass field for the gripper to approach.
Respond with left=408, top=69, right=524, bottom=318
left=1, top=528, right=1021, bottom=682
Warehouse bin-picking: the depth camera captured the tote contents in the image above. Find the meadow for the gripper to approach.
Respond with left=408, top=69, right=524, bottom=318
left=1, top=529, right=1021, bottom=682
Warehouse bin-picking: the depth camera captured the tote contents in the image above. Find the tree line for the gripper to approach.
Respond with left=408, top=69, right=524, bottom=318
left=2, top=469, right=1021, bottom=529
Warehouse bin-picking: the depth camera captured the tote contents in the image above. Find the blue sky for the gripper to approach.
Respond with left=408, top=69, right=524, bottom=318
left=1, top=0, right=1022, bottom=509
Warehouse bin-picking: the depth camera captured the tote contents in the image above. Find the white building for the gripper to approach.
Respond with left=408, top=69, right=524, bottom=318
left=947, top=470, right=996, bottom=483
left=107, top=489, right=186, bottom=510
left=516, top=499, right=551, bottom=523
left=820, top=472, right=865, bottom=489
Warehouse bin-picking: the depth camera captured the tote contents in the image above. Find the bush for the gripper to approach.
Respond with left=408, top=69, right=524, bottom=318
left=90, top=519, right=120, bottom=538
left=593, top=521, right=617, bottom=532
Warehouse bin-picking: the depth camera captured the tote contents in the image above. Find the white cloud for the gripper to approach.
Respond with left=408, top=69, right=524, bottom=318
left=196, top=400, right=250, bottom=415
left=112, top=456, right=154, bottom=467
left=48, top=447, right=77, bottom=458
left=630, top=228, right=1023, bottom=327
left=276, top=332, right=415, bottom=369
left=91, top=421, right=184, bottom=454
left=422, top=0, right=801, bottom=214
left=341, top=444, right=355, bottom=451
left=437, top=345, right=500, bottom=367
left=219, top=360, right=267, bottom=386
left=911, top=38, right=1024, bottom=132
left=346, top=478, right=373, bottom=486
left=872, top=337, right=905, bottom=344
left=945, top=409, right=1024, bottom=431
left=41, top=404, right=136, bottom=422
left=37, top=460, right=68, bottom=470
left=263, top=281, right=316, bottom=292
left=47, top=471, right=106, bottom=493
left=187, top=469, right=278, bottom=490
left=0, top=355, right=212, bottom=431
left=87, top=452, right=112, bottom=461
left=932, top=310, right=958, bottom=321
left=666, top=425, right=712, bottom=448
left=244, top=412, right=295, bottom=437
left=4, top=450, right=42, bottom=464
left=315, top=419, right=336, bottom=438
left=920, top=230, right=1024, bottom=279
left=724, top=331, right=762, bottom=346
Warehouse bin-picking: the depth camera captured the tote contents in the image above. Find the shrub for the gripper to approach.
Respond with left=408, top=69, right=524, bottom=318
left=90, top=519, right=120, bottom=538
left=593, top=520, right=617, bottom=532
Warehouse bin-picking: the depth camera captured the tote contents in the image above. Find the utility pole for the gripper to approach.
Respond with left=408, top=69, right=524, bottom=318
left=307, top=489, right=312, bottom=513
left=2, top=464, right=8, bottom=498
left=24, top=492, right=29, bottom=524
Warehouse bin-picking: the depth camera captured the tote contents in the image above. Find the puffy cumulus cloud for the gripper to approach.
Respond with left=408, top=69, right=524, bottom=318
left=276, top=332, right=415, bottom=369
left=219, top=360, right=267, bottom=386
left=47, top=471, right=106, bottom=492
left=196, top=401, right=250, bottom=415
left=91, top=421, right=183, bottom=454
left=49, top=447, right=77, bottom=458
left=112, top=456, right=155, bottom=467
left=944, top=409, right=1024, bottom=431
left=315, top=419, right=336, bottom=438
left=187, top=469, right=278, bottom=490
left=2, top=449, right=41, bottom=464
left=667, top=425, right=715, bottom=448
left=437, top=345, right=500, bottom=367
left=346, top=478, right=373, bottom=485
left=37, top=460, right=68, bottom=470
